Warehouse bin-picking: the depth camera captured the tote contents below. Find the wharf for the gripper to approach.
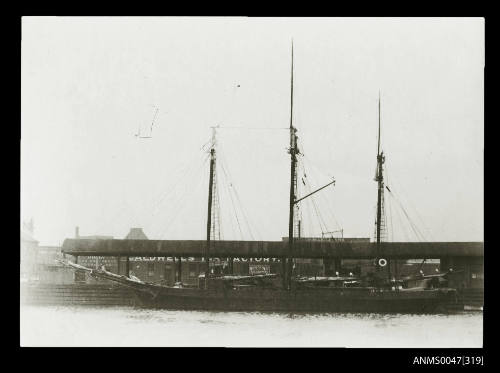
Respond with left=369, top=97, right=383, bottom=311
left=21, top=283, right=138, bottom=307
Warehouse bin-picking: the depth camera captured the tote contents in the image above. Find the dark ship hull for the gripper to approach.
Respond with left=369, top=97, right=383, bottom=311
left=58, top=261, right=457, bottom=313
left=132, top=286, right=457, bottom=313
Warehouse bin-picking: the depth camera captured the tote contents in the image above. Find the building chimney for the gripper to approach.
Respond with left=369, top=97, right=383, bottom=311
left=75, top=226, right=80, bottom=239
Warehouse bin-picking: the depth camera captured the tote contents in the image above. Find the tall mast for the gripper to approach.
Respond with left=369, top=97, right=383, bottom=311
left=287, top=41, right=297, bottom=290
left=375, top=93, right=389, bottom=277
left=205, top=127, right=217, bottom=289
left=377, top=93, right=381, bottom=157
left=376, top=93, right=382, bottom=250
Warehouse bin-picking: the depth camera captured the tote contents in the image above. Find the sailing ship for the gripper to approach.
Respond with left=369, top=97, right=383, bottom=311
left=60, top=44, right=457, bottom=313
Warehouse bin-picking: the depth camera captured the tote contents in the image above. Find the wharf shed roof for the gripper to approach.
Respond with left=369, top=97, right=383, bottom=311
left=62, top=239, right=484, bottom=259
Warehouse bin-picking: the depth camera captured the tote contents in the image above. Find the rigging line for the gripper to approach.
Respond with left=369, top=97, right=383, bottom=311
left=299, top=161, right=334, bottom=234
left=387, top=174, right=394, bottom=242
left=309, top=167, right=342, bottom=232
left=380, top=174, right=388, bottom=241
left=388, top=202, right=399, bottom=242
left=139, top=152, right=211, bottom=234
left=218, top=147, right=259, bottom=240
left=210, top=166, right=221, bottom=243
left=160, top=177, right=206, bottom=239
left=216, top=172, right=223, bottom=241
left=319, top=192, right=342, bottom=232
left=299, top=162, right=323, bottom=236
left=372, top=204, right=377, bottom=241
left=389, top=191, right=424, bottom=242
left=157, top=161, right=209, bottom=240
left=386, top=168, right=428, bottom=241
left=312, top=197, right=328, bottom=236
left=153, top=185, right=194, bottom=239
left=127, top=147, right=208, bottom=237
left=215, top=126, right=289, bottom=130
left=398, top=208, right=415, bottom=243
left=298, top=162, right=314, bottom=238
left=397, top=202, right=431, bottom=245
left=217, top=152, right=241, bottom=236
left=303, top=175, right=328, bottom=234
left=215, top=156, right=238, bottom=240
left=222, top=166, right=244, bottom=240
left=102, top=157, right=191, bottom=232
left=395, top=176, right=435, bottom=242
left=391, top=199, right=411, bottom=242
left=211, top=163, right=218, bottom=242
left=200, top=139, right=212, bottom=152
left=392, top=197, right=425, bottom=242
left=304, top=193, right=314, bottom=237
left=301, top=152, right=335, bottom=181
left=219, top=153, right=253, bottom=240
left=145, top=152, right=210, bottom=225
left=389, top=183, right=434, bottom=272
left=231, top=185, right=256, bottom=241
left=301, top=155, right=336, bottom=201
left=219, top=161, right=244, bottom=240
left=95, top=155, right=206, bottom=235
left=216, top=159, right=237, bottom=240
left=395, top=196, right=427, bottom=242
left=152, top=154, right=210, bottom=239
left=124, top=149, right=209, bottom=230
left=383, top=171, right=426, bottom=242
left=385, top=167, right=393, bottom=242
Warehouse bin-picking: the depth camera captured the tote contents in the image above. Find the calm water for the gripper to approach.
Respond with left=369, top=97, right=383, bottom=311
left=20, top=305, right=482, bottom=347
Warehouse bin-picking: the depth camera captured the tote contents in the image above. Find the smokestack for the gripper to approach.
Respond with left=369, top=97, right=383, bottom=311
left=75, top=226, right=80, bottom=239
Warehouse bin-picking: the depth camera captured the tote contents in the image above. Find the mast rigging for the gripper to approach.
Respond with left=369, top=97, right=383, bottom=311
left=286, top=41, right=297, bottom=290
left=375, top=92, right=390, bottom=278
left=206, top=127, right=217, bottom=288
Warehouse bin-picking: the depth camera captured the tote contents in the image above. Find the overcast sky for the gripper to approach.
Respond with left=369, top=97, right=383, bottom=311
left=21, top=17, right=484, bottom=246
